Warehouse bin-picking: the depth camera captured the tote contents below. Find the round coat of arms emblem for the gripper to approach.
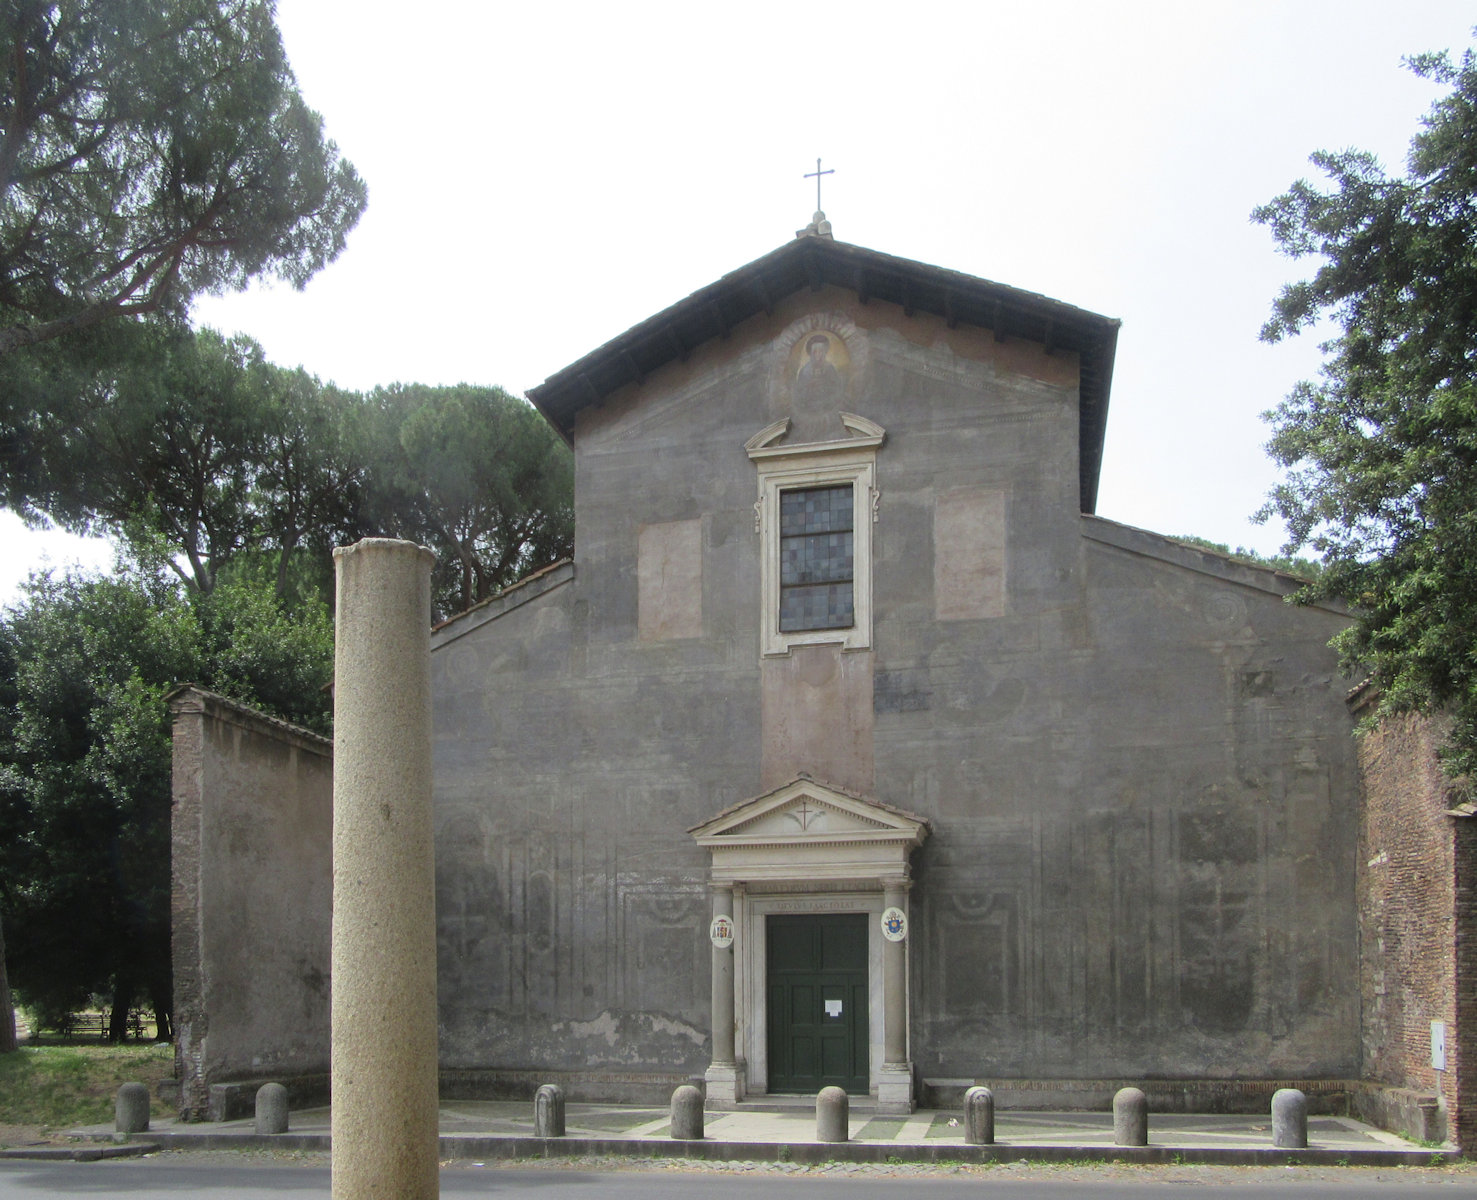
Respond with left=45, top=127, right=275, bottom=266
left=709, top=915, right=735, bottom=948
left=881, top=906, right=907, bottom=942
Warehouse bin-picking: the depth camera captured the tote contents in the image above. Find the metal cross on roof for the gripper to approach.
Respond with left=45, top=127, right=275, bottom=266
left=804, top=157, right=834, bottom=211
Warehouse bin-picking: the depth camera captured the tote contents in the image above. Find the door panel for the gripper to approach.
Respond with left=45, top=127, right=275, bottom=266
left=767, top=913, right=868, bottom=1093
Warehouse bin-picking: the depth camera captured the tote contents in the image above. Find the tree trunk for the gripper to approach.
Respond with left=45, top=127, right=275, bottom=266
left=0, top=913, right=17, bottom=1052
left=149, top=977, right=172, bottom=1042
left=108, top=975, right=135, bottom=1043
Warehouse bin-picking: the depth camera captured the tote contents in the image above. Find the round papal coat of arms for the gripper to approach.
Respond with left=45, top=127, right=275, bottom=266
left=881, top=907, right=907, bottom=942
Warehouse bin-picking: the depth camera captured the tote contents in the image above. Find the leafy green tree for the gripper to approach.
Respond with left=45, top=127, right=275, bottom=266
left=192, top=558, right=333, bottom=735
left=254, top=365, right=362, bottom=600
left=19, top=324, right=271, bottom=594
left=0, top=319, right=136, bottom=498
left=358, top=384, right=574, bottom=617
left=0, top=0, right=366, bottom=357
left=5, top=328, right=575, bottom=617
left=0, top=559, right=332, bottom=1040
left=1254, top=47, right=1477, bottom=780
left=6, top=324, right=363, bottom=598
left=0, top=566, right=194, bottom=1039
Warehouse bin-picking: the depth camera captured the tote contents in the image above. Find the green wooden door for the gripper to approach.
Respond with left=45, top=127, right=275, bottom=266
left=766, top=913, right=868, bottom=1093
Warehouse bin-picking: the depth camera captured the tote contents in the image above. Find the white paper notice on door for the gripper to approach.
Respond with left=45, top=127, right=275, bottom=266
left=824, top=999, right=843, bottom=1018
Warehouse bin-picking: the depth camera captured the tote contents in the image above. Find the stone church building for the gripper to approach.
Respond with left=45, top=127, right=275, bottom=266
left=170, top=223, right=1474, bottom=1144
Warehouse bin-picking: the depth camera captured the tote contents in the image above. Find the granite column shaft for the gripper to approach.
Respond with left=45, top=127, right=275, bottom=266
left=330, top=539, right=439, bottom=1200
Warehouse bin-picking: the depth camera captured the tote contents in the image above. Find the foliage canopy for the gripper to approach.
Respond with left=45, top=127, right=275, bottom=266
left=356, top=383, right=574, bottom=616
left=6, top=323, right=361, bottom=596
left=1254, top=47, right=1477, bottom=780
left=0, top=561, right=333, bottom=1039
left=3, top=326, right=575, bottom=615
left=0, top=0, right=366, bottom=357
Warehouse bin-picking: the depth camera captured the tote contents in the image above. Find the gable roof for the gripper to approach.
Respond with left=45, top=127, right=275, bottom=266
left=526, top=237, right=1122, bottom=513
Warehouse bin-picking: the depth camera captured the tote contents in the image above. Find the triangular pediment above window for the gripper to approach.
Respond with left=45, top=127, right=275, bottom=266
left=688, top=776, right=928, bottom=887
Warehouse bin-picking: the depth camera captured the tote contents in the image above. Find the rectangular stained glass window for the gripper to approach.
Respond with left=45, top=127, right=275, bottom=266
left=779, top=485, right=854, bottom=632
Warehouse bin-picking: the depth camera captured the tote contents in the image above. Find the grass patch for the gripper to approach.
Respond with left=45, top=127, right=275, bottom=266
left=0, top=1043, right=173, bottom=1129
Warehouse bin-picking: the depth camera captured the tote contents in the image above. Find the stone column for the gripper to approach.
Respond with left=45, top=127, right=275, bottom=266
left=704, top=883, right=744, bottom=1106
left=712, top=885, right=735, bottom=1065
left=330, top=539, right=439, bottom=1200
left=877, top=878, right=913, bottom=1113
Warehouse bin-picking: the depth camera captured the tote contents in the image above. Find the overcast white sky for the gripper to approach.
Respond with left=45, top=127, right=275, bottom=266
left=4, top=0, right=1474, bottom=599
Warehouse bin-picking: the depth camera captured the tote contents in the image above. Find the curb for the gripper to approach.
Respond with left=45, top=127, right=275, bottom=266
left=1, top=1141, right=160, bottom=1162
left=111, top=1131, right=1458, bottom=1169
left=435, top=1137, right=1457, bottom=1169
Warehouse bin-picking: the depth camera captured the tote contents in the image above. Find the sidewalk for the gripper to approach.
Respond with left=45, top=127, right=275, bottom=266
left=42, top=1099, right=1456, bottom=1168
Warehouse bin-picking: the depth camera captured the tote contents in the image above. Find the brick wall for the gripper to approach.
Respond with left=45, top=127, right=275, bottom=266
left=1453, top=803, right=1477, bottom=1148
left=1355, top=700, right=1467, bottom=1145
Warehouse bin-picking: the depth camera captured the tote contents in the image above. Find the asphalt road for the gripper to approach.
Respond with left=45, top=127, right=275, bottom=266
left=5, top=1157, right=1477, bottom=1199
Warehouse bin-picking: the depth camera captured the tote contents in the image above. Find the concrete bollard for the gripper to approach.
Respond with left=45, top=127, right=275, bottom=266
left=963, top=1085, right=995, bottom=1144
left=670, top=1084, right=704, bottom=1140
left=1113, top=1086, right=1148, bottom=1146
left=1272, top=1088, right=1308, bottom=1149
left=534, top=1084, right=566, bottom=1138
left=255, top=1082, right=289, bottom=1135
left=816, top=1086, right=849, bottom=1143
left=114, top=1082, right=149, bottom=1134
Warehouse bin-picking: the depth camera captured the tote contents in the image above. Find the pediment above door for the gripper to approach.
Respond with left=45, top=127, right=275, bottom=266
left=688, top=775, right=929, bottom=887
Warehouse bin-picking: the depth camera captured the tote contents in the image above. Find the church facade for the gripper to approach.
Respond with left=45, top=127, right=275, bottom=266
left=424, top=230, right=1361, bottom=1112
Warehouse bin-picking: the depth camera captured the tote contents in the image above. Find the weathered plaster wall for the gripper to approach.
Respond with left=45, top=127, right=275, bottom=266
left=430, top=287, right=1362, bottom=1096
left=171, top=688, right=332, bottom=1120
left=1354, top=706, right=1477, bottom=1145
left=902, top=521, right=1359, bottom=1082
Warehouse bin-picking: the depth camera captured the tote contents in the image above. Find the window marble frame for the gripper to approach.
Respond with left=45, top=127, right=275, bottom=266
left=748, top=419, right=881, bottom=658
